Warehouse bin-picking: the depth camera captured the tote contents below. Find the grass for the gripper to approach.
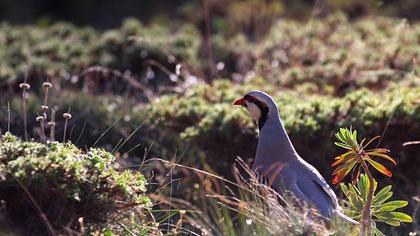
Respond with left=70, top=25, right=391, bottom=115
left=145, top=158, right=358, bottom=235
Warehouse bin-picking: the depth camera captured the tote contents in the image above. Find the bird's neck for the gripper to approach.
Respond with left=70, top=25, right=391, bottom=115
left=255, top=112, right=298, bottom=165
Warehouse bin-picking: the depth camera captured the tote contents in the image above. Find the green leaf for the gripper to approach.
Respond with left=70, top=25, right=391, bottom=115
left=348, top=183, right=360, bottom=196
left=373, top=185, right=392, bottom=205
left=352, top=130, right=357, bottom=143
left=335, top=132, right=344, bottom=143
left=334, top=142, right=352, bottom=150
left=336, top=130, right=347, bottom=143
left=345, top=160, right=358, bottom=175
left=391, top=212, right=413, bottom=222
left=382, top=220, right=401, bottom=226
left=348, top=185, right=364, bottom=210
left=374, top=192, right=393, bottom=207
left=345, top=209, right=361, bottom=218
left=378, top=200, right=408, bottom=212
left=340, top=183, right=349, bottom=198
left=375, top=211, right=398, bottom=224
left=357, top=174, right=368, bottom=201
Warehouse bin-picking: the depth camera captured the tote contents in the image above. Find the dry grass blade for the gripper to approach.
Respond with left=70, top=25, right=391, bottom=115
left=92, top=117, right=122, bottom=148
left=113, top=104, right=168, bottom=154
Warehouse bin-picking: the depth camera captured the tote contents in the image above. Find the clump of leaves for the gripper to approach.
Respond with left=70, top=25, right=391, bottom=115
left=0, top=132, right=151, bottom=235
left=332, top=127, right=396, bottom=185
left=332, top=127, right=412, bottom=235
left=340, top=174, right=412, bottom=235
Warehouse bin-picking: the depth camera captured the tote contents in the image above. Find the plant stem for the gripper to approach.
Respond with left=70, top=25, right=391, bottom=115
left=40, top=118, right=45, bottom=143
left=7, top=102, right=10, bottom=132
left=22, top=90, right=28, bottom=141
left=49, top=109, right=55, bottom=141
left=359, top=151, right=374, bottom=236
left=63, top=118, right=68, bottom=143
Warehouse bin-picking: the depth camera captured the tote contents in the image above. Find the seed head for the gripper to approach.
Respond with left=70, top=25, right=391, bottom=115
left=63, top=113, right=72, bottom=119
left=36, top=116, right=45, bottom=122
left=19, top=83, right=30, bottom=90
left=41, top=105, right=49, bottom=110
left=42, top=82, right=53, bottom=88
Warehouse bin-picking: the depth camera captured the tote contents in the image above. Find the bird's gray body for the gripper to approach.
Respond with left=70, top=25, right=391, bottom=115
left=241, top=90, right=349, bottom=221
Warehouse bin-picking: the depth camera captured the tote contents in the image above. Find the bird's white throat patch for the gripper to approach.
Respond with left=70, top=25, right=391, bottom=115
left=246, top=101, right=261, bottom=122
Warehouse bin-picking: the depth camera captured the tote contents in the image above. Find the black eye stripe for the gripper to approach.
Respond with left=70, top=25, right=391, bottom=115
left=243, top=94, right=269, bottom=129
left=244, top=95, right=258, bottom=103
left=245, top=96, right=266, bottom=108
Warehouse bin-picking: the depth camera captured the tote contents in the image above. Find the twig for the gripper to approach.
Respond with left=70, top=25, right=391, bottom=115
left=13, top=177, right=56, bottom=236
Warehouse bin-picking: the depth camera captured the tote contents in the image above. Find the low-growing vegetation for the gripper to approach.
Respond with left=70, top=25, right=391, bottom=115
left=0, top=132, right=151, bottom=235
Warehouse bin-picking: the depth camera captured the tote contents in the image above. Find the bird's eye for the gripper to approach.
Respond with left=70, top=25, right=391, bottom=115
left=248, top=96, right=257, bottom=103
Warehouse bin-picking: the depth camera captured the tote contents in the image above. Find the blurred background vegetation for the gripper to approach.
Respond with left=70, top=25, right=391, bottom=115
left=0, top=0, right=419, bottom=28
left=0, top=0, right=419, bottom=235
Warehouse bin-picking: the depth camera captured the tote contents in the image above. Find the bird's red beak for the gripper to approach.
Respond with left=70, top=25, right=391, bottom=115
left=233, top=97, right=245, bottom=106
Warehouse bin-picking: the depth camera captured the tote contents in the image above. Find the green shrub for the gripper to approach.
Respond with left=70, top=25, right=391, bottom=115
left=0, top=132, right=151, bottom=235
left=252, top=14, right=419, bottom=93
left=2, top=15, right=418, bottom=96
left=0, top=18, right=200, bottom=92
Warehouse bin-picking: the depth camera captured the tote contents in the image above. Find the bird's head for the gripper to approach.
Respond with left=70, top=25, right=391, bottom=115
left=233, top=90, right=278, bottom=129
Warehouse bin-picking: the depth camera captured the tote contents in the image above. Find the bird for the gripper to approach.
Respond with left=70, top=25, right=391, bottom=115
left=233, top=90, right=357, bottom=224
